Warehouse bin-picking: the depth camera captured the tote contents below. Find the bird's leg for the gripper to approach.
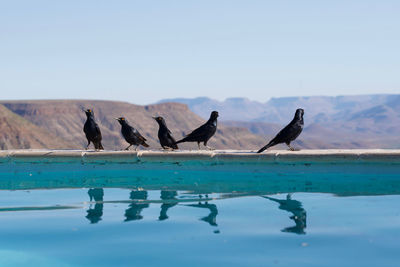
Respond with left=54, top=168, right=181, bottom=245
left=197, top=142, right=201, bottom=150
left=86, top=141, right=90, bottom=150
left=124, top=144, right=132, bottom=151
left=135, top=145, right=139, bottom=151
left=286, top=143, right=295, bottom=151
left=204, top=141, right=214, bottom=150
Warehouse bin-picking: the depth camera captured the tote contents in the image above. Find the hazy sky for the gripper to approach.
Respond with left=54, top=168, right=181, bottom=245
left=1, top=0, right=399, bottom=104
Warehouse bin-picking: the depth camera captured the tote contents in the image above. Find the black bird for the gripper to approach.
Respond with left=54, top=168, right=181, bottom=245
left=115, top=117, right=149, bottom=150
left=124, top=190, right=150, bottom=222
left=186, top=202, right=219, bottom=227
left=83, top=109, right=104, bottom=150
left=86, top=188, right=104, bottom=224
left=175, top=111, right=219, bottom=150
left=262, top=194, right=307, bottom=235
left=257, top=108, right=304, bottom=153
left=159, top=191, right=178, bottom=221
left=153, top=116, right=178, bottom=150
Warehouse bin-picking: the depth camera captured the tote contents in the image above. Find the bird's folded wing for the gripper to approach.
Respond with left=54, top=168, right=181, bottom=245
left=132, top=128, right=147, bottom=141
left=95, top=124, right=102, bottom=138
left=136, top=134, right=147, bottom=142
left=274, top=124, right=291, bottom=140
left=184, top=124, right=207, bottom=139
left=167, top=132, right=177, bottom=143
left=279, top=123, right=302, bottom=141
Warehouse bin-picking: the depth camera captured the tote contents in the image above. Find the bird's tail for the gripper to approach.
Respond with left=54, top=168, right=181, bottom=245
left=261, top=196, right=279, bottom=203
left=142, top=142, right=150, bottom=148
left=257, top=141, right=274, bottom=153
left=175, top=138, right=186, bottom=145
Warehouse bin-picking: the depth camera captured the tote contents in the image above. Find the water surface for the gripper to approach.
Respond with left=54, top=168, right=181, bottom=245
left=0, top=160, right=399, bottom=266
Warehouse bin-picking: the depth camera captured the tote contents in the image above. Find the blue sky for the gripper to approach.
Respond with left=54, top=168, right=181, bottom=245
left=1, top=0, right=399, bottom=104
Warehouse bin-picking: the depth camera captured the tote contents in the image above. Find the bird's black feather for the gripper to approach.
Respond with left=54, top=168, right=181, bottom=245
left=83, top=109, right=104, bottom=150
left=153, top=116, right=178, bottom=149
left=175, top=111, right=219, bottom=149
left=257, top=109, right=304, bottom=153
left=116, top=117, right=149, bottom=150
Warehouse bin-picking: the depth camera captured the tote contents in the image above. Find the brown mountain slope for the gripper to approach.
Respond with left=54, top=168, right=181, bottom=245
left=1, top=100, right=266, bottom=150
left=0, top=104, right=71, bottom=149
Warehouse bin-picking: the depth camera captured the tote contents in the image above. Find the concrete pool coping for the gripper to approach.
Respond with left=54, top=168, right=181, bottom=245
left=0, top=149, right=400, bottom=164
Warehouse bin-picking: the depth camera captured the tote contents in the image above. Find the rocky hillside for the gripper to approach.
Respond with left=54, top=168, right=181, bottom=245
left=0, top=104, right=71, bottom=150
left=0, top=100, right=267, bottom=150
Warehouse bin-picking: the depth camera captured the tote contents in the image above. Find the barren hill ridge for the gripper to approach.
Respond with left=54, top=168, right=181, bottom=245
left=0, top=100, right=266, bottom=150
left=0, top=104, right=70, bottom=150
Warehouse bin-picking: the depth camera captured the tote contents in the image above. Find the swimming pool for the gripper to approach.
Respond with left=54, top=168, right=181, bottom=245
left=0, top=150, right=399, bottom=267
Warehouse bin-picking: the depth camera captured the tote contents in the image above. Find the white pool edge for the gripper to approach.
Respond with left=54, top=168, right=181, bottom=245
left=0, top=149, right=400, bottom=163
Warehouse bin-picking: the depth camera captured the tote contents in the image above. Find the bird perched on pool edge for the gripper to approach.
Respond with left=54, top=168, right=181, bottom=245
left=115, top=117, right=149, bottom=150
left=83, top=109, right=104, bottom=150
left=175, top=111, right=219, bottom=150
left=153, top=116, right=178, bottom=150
left=257, top=108, right=304, bottom=153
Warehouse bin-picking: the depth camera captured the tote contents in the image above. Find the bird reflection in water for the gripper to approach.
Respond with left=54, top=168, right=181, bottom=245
left=86, top=188, right=104, bottom=224
left=186, top=201, right=218, bottom=227
left=124, top=190, right=149, bottom=221
left=159, top=191, right=178, bottom=221
left=263, top=194, right=307, bottom=234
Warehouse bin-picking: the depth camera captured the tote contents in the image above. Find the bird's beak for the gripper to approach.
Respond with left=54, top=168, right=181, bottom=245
left=152, top=117, right=157, bottom=120
left=114, top=118, right=119, bottom=120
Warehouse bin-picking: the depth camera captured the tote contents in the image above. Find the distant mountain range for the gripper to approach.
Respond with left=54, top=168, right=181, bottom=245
left=159, top=94, right=400, bottom=149
left=159, top=94, right=399, bottom=124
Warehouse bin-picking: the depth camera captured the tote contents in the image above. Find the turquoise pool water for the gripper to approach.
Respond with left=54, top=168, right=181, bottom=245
left=0, top=157, right=399, bottom=266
